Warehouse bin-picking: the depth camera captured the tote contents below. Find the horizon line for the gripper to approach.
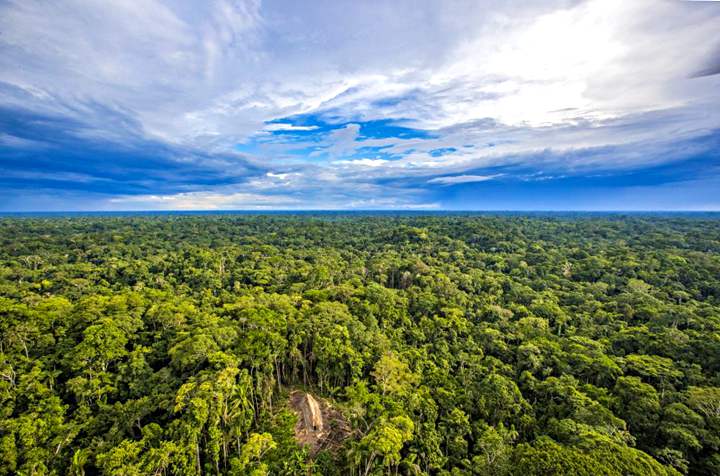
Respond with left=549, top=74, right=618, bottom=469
left=2, top=209, right=720, bottom=214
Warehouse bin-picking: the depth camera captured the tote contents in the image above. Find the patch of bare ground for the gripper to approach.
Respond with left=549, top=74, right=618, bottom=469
left=289, top=390, right=352, bottom=456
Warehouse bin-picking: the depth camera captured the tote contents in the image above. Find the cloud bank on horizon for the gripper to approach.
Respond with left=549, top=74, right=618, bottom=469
left=1, top=0, right=719, bottom=211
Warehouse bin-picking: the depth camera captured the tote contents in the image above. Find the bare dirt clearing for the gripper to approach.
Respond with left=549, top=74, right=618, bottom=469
left=289, top=390, right=351, bottom=455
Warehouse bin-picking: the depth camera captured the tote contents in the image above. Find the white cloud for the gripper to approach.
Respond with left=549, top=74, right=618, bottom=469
left=263, top=123, right=319, bottom=132
left=333, top=159, right=390, bottom=168
left=428, top=174, right=503, bottom=185
left=0, top=133, right=48, bottom=149
left=346, top=198, right=441, bottom=210
left=107, top=182, right=438, bottom=210
left=109, top=190, right=301, bottom=210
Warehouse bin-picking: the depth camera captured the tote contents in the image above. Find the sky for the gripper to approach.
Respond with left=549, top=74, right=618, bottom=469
left=1, top=0, right=719, bottom=211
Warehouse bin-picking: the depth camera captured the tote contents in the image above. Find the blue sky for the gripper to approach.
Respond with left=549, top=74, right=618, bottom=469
left=1, top=0, right=719, bottom=211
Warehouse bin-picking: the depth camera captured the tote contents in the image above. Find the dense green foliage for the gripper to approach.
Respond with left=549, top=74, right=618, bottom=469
left=1, top=214, right=719, bottom=475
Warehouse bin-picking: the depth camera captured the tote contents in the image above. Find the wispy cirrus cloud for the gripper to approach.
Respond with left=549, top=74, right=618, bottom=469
left=429, top=175, right=503, bottom=185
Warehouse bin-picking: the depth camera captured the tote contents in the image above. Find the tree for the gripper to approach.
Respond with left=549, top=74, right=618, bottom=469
left=472, top=424, right=518, bottom=476
left=357, top=416, right=414, bottom=476
left=372, top=353, right=417, bottom=398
